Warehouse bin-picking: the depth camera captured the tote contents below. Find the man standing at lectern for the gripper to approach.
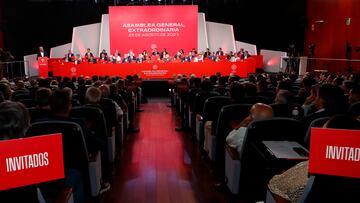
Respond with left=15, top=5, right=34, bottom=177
left=36, top=46, right=48, bottom=60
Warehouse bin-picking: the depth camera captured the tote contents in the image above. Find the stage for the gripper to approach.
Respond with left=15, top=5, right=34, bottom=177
left=47, top=55, right=263, bottom=79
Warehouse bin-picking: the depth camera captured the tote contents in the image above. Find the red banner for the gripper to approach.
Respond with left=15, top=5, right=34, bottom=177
left=109, top=6, right=198, bottom=55
left=38, top=57, right=48, bottom=78
left=48, top=56, right=263, bottom=79
left=0, top=134, right=64, bottom=191
left=309, top=128, right=360, bottom=178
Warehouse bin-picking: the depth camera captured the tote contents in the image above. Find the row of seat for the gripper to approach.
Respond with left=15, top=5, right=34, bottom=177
left=169, top=77, right=360, bottom=202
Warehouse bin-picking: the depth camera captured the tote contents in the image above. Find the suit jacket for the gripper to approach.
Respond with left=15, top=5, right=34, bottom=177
left=36, top=51, right=48, bottom=60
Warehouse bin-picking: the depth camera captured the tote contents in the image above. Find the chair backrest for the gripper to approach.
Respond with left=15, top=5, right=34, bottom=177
left=187, top=88, right=201, bottom=110
left=28, top=107, right=52, bottom=123
left=303, top=117, right=330, bottom=149
left=99, top=98, right=118, bottom=131
left=237, top=118, right=303, bottom=198
left=245, top=96, right=271, bottom=104
left=19, top=99, right=37, bottom=108
left=13, top=93, right=30, bottom=101
left=214, top=104, right=252, bottom=163
left=202, top=96, right=231, bottom=123
left=244, top=118, right=303, bottom=144
left=71, top=106, right=108, bottom=140
left=270, top=103, right=304, bottom=119
left=193, top=91, right=220, bottom=115
left=348, top=101, right=360, bottom=117
left=299, top=175, right=360, bottom=203
left=26, top=121, right=89, bottom=171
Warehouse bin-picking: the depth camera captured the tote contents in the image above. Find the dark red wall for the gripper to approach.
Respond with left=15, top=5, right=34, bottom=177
left=305, top=0, right=360, bottom=60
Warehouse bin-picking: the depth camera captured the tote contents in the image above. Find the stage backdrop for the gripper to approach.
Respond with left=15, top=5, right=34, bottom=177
left=109, top=6, right=198, bottom=55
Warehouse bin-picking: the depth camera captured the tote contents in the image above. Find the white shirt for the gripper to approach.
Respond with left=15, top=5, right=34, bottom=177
left=40, top=52, right=44, bottom=57
left=226, top=127, right=247, bottom=156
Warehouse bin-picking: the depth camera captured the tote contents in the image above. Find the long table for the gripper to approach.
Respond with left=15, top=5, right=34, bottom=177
left=48, top=55, right=263, bottom=79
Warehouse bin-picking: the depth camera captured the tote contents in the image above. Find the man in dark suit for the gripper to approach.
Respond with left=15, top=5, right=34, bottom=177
left=152, top=48, right=160, bottom=56
left=84, top=48, right=93, bottom=59
left=63, top=50, right=74, bottom=62
left=204, top=48, right=211, bottom=58
left=36, top=46, right=48, bottom=60
left=301, top=84, right=348, bottom=132
left=216, top=48, right=224, bottom=56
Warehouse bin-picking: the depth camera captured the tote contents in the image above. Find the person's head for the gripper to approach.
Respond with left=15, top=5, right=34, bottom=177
left=315, top=84, right=347, bottom=113
left=85, top=87, right=102, bottom=105
left=68, top=50, right=72, bottom=54
left=218, top=76, right=227, bottom=86
left=200, top=79, right=213, bottom=91
left=87, top=48, right=90, bottom=52
left=274, top=90, right=293, bottom=104
left=0, top=82, right=11, bottom=100
left=249, top=103, right=274, bottom=121
left=349, top=84, right=360, bottom=105
left=229, top=81, right=245, bottom=102
left=302, top=76, right=316, bottom=89
left=193, top=77, right=202, bottom=88
left=50, top=89, right=72, bottom=117
left=342, top=80, right=355, bottom=94
left=256, top=79, right=268, bottom=92
left=0, top=101, right=30, bottom=140
left=16, top=80, right=25, bottom=90
left=39, top=46, right=44, bottom=52
left=116, top=79, right=126, bottom=90
left=248, top=74, right=256, bottom=84
left=209, top=75, right=218, bottom=85
left=324, top=115, right=360, bottom=130
left=277, top=80, right=291, bottom=92
left=99, top=85, right=110, bottom=98
left=35, top=88, right=52, bottom=108
left=244, top=82, right=257, bottom=97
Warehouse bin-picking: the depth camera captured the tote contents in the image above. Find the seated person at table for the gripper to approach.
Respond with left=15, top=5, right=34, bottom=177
left=84, top=48, right=93, bottom=59
left=88, top=55, right=97, bottom=64
left=100, top=49, right=108, bottom=57
left=242, top=51, right=251, bottom=59
left=63, top=50, right=74, bottom=62
left=111, top=50, right=121, bottom=63
left=160, top=48, right=168, bottom=60
left=152, top=48, right=160, bottom=56
left=226, top=103, right=273, bottom=156
left=268, top=115, right=360, bottom=203
left=99, top=53, right=108, bottom=61
left=204, top=48, right=211, bottom=58
left=74, top=54, right=82, bottom=64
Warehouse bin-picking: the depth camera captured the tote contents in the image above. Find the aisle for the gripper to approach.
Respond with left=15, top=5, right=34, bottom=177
left=104, top=99, right=229, bottom=203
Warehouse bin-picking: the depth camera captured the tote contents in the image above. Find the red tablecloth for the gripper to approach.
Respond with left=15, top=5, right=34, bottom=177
left=48, top=55, right=263, bottom=79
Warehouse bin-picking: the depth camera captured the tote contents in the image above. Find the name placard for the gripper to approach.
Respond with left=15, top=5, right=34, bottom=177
left=309, top=128, right=360, bottom=178
left=0, top=134, right=64, bottom=190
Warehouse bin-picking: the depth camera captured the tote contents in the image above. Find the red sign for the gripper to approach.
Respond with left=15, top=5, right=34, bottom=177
left=109, top=6, right=198, bottom=55
left=38, top=57, right=49, bottom=77
left=309, top=128, right=360, bottom=178
left=0, top=134, right=64, bottom=191
left=48, top=56, right=263, bottom=79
